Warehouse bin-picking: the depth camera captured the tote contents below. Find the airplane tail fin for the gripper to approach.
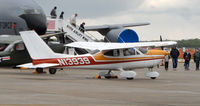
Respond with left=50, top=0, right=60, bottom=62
left=20, top=31, right=57, bottom=60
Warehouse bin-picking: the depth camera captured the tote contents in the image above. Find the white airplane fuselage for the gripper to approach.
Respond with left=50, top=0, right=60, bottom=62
left=32, top=52, right=164, bottom=70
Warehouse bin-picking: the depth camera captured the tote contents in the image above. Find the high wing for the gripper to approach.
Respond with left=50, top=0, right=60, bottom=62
left=65, top=41, right=177, bottom=51
left=85, top=23, right=150, bottom=31
left=40, top=32, right=66, bottom=39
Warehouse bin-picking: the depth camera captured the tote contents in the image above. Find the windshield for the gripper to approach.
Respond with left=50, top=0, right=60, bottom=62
left=90, top=49, right=100, bottom=55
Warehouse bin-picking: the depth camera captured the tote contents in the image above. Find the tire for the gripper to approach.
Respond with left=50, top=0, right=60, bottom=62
left=151, top=77, right=156, bottom=79
left=104, top=76, right=112, bottom=79
left=49, top=68, right=57, bottom=74
left=36, top=68, right=43, bottom=73
left=127, top=77, right=134, bottom=80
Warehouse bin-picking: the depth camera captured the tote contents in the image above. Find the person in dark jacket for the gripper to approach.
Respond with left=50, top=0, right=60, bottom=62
left=79, top=22, right=85, bottom=33
left=183, top=49, right=191, bottom=70
left=50, top=6, right=57, bottom=18
left=59, top=11, right=64, bottom=19
left=170, top=46, right=180, bottom=70
left=193, top=48, right=200, bottom=71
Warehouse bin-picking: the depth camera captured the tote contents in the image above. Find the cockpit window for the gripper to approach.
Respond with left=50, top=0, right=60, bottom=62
left=104, top=50, right=120, bottom=57
left=124, top=48, right=136, bottom=56
left=0, top=44, right=8, bottom=51
left=24, top=9, right=35, bottom=14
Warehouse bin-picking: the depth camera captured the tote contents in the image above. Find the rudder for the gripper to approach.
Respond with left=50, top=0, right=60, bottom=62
left=20, top=31, right=57, bottom=60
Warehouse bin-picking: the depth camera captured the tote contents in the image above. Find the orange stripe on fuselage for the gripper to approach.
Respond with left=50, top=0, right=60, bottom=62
left=93, top=52, right=164, bottom=61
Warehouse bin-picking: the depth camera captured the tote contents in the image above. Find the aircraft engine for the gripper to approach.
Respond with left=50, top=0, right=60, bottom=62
left=104, top=28, right=139, bottom=43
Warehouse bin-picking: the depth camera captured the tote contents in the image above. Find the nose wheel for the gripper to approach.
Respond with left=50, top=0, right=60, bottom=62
left=146, top=68, right=159, bottom=79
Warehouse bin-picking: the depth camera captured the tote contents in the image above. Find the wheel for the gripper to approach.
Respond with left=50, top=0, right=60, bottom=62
left=151, top=77, right=156, bottom=79
left=127, top=77, right=134, bottom=80
left=36, top=68, right=43, bottom=73
left=49, top=68, right=57, bottom=74
left=105, top=76, right=112, bottom=79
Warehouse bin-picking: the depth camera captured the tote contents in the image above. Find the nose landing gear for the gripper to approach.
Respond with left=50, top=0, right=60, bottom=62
left=146, top=68, right=159, bottom=79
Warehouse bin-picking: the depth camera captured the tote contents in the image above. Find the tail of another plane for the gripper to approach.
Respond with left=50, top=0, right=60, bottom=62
left=20, top=31, right=57, bottom=60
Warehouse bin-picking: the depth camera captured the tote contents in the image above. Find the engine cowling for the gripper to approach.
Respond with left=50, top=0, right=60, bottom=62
left=104, top=28, right=139, bottom=43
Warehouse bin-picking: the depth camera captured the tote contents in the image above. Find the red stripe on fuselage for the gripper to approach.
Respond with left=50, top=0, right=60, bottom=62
left=32, top=56, right=163, bottom=67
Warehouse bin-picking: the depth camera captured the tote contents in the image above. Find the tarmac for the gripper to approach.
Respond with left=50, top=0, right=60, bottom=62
left=0, top=62, right=200, bottom=106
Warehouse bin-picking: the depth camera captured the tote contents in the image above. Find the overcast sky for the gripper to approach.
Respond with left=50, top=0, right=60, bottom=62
left=36, top=0, right=200, bottom=41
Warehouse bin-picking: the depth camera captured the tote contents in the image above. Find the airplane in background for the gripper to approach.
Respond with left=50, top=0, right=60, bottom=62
left=18, top=31, right=176, bottom=80
left=0, top=0, right=47, bottom=35
left=0, top=32, right=65, bottom=67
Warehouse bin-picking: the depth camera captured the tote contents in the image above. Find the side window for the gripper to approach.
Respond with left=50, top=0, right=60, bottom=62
left=124, top=48, right=138, bottom=56
left=138, top=48, right=148, bottom=54
left=104, top=50, right=120, bottom=57
left=15, top=43, right=25, bottom=51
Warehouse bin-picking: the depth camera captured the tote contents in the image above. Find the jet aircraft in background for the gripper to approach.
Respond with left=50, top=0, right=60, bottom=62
left=0, top=0, right=47, bottom=35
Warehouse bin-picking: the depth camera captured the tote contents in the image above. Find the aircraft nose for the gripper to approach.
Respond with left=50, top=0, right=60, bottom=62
left=20, top=14, right=47, bottom=35
left=146, top=50, right=169, bottom=56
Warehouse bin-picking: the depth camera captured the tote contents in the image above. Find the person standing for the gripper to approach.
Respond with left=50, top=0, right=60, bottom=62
left=164, top=54, right=170, bottom=71
left=183, top=49, right=191, bottom=70
left=50, top=6, right=57, bottom=19
left=193, top=49, right=200, bottom=71
left=79, top=22, right=85, bottom=33
left=170, top=46, right=180, bottom=71
left=69, top=13, right=78, bottom=27
left=59, top=11, right=64, bottom=19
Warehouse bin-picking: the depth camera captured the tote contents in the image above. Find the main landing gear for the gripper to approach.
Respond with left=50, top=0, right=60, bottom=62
left=98, top=70, right=117, bottom=79
left=36, top=68, right=44, bottom=73
left=35, top=68, right=57, bottom=74
left=146, top=68, right=159, bottom=79
left=49, top=68, right=57, bottom=74
left=95, top=69, right=136, bottom=80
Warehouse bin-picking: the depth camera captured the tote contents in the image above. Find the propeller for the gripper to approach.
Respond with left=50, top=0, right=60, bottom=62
left=160, top=35, right=164, bottom=50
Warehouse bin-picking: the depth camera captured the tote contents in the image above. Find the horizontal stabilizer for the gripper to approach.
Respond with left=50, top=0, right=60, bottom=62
left=65, top=41, right=177, bottom=51
left=17, top=63, right=59, bottom=68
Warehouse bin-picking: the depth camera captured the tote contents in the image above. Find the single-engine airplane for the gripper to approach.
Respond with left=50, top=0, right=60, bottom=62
left=18, top=31, right=176, bottom=80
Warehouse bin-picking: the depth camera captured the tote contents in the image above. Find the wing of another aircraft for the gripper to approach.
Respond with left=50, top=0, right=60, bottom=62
left=85, top=23, right=150, bottom=31
left=65, top=41, right=177, bottom=51
left=17, top=63, right=59, bottom=68
left=40, top=32, right=66, bottom=39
